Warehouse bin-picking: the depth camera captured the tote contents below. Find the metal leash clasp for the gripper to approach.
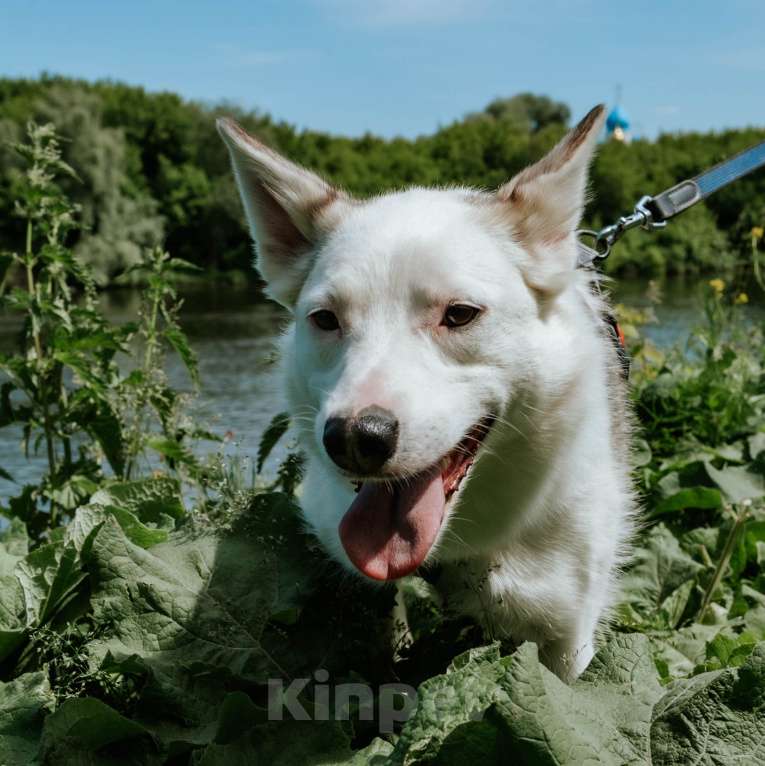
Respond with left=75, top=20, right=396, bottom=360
left=577, top=195, right=666, bottom=264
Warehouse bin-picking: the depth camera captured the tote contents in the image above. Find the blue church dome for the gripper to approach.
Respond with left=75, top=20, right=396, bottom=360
left=606, top=105, right=630, bottom=133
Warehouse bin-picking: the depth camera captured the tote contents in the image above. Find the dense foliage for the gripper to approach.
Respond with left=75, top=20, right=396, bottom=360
left=1, top=75, right=764, bottom=284
left=0, top=125, right=216, bottom=537
left=0, top=110, right=764, bottom=763
left=0, top=284, right=764, bottom=763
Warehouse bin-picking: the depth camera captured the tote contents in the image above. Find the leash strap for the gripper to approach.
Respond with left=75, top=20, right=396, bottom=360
left=577, top=138, right=765, bottom=268
left=648, top=139, right=765, bottom=222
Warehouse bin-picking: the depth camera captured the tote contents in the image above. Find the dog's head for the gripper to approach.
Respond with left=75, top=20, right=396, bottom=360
left=218, top=106, right=605, bottom=581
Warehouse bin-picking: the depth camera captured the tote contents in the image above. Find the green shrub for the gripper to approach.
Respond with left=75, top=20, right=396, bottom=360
left=0, top=123, right=207, bottom=540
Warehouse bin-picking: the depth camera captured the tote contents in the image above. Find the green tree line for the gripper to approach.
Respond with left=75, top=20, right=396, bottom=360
left=1, top=75, right=763, bottom=286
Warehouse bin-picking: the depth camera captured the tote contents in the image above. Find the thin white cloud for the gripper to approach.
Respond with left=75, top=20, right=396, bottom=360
left=316, top=0, right=492, bottom=27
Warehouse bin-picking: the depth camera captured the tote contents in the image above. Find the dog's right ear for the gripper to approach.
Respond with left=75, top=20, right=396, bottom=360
left=496, top=105, right=605, bottom=294
left=217, top=118, right=349, bottom=308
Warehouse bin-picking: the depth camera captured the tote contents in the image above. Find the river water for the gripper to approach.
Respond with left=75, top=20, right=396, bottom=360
left=1, top=278, right=763, bottom=500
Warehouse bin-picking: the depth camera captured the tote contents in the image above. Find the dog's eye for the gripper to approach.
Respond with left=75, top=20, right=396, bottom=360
left=442, top=303, right=481, bottom=329
left=310, top=309, right=340, bottom=332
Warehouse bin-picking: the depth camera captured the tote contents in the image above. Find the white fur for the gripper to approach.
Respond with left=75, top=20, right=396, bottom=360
left=219, top=106, right=636, bottom=682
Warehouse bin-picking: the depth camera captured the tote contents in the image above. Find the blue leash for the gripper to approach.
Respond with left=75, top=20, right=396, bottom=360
left=577, top=138, right=765, bottom=267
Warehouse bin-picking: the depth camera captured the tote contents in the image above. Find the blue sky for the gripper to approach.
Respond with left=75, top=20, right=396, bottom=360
left=1, top=1, right=763, bottom=139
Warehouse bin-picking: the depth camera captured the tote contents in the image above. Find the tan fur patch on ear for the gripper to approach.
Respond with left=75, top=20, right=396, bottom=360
left=306, top=187, right=339, bottom=217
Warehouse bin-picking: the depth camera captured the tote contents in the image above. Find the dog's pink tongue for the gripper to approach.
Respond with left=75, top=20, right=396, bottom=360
left=339, top=470, right=445, bottom=581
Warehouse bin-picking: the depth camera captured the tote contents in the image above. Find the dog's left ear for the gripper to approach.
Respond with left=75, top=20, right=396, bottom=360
left=217, top=117, right=350, bottom=308
left=497, top=105, right=605, bottom=292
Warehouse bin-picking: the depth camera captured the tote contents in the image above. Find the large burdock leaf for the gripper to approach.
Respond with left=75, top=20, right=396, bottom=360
left=490, top=634, right=664, bottom=766
left=392, top=634, right=765, bottom=765
left=86, top=494, right=312, bottom=683
left=0, top=522, right=31, bottom=662
left=0, top=500, right=172, bottom=668
left=193, top=720, right=392, bottom=766
left=90, top=477, right=185, bottom=522
left=16, top=542, right=86, bottom=626
left=617, top=523, right=703, bottom=628
left=0, top=575, right=26, bottom=661
left=389, top=643, right=508, bottom=765
left=38, top=697, right=161, bottom=765
left=0, top=520, right=29, bottom=577
left=0, top=671, right=54, bottom=766
left=0, top=538, right=88, bottom=664
left=650, top=643, right=765, bottom=764
left=67, top=504, right=171, bottom=553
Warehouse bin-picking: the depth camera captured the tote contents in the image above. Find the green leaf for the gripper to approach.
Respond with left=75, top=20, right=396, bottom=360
left=165, top=326, right=199, bottom=385
left=0, top=519, right=29, bottom=576
left=44, top=474, right=98, bottom=511
left=195, top=720, right=362, bottom=766
left=90, top=477, right=185, bottom=521
left=633, top=438, right=652, bottom=467
left=703, top=630, right=757, bottom=669
left=709, top=441, right=746, bottom=463
left=393, top=634, right=765, bottom=765
left=0, top=671, right=55, bottom=766
left=7, top=485, right=37, bottom=524
left=52, top=350, right=108, bottom=392
left=390, top=643, right=506, bottom=764
left=651, top=486, right=723, bottom=518
left=705, top=461, right=765, bottom=503
left=392, top=633, right=664, bottom=766
left=659, top=578, right=695, bottom=628
left=212, top=691, right=260, bottom=745
left=67, top=504, right=170, bottom=552
left=80, top=401, right=126, bottom=476
left=257, top=412, right=291, bottom=473
left=167, top=257, right=203, bottom=273
left=650, top=643, right=765, bottom=763
left=618, top=524, right=703, bottom=628
left=505, top=635, right=663, bottom=765
left=0, top=253, right=13, bottom=286
left=0, top=523, right=29, bottom=661
left=86, top=497, right=315, bottom=684
left=748, top=432, right=765, bottom=460
left=16, top=542, right=87, bottom=627
left=146, top=436, right=198, bottom=467
left=650, top=623, right=726, bottom=680
left=39, top=697, right=160, bottom=765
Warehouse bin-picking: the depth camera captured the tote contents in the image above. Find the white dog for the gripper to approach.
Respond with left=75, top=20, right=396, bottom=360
left=218, top=105, right=635, bottom=681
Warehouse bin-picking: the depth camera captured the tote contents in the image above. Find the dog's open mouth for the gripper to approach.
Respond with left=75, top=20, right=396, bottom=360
left=338, top=415, right=494, bottom=581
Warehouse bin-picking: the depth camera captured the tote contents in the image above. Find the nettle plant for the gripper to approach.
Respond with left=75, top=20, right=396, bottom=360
left=0, top=123, right=204, bottom=540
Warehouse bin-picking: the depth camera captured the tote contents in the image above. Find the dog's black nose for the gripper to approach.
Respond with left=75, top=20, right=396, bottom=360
left=322, top=406, right=398, bottom=475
